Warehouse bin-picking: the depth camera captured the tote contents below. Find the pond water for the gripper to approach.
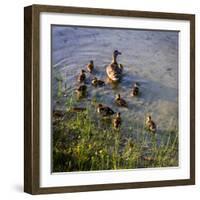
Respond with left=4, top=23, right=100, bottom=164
left=52, top=25, right=178, bottom=133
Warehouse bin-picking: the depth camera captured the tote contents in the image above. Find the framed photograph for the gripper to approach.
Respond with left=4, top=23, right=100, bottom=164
left=24, top=4, right=195, bottom=194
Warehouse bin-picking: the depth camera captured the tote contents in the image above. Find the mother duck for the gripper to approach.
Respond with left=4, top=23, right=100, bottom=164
left=106, top=50, right=123, bottom=82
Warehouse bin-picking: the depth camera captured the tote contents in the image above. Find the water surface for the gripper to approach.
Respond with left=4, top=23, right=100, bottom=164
left=52, top=25, right=178, bottom=132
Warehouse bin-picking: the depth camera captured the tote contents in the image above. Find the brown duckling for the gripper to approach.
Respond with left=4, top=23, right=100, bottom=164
left=132, top=83, right=139, bottom=96
left=106, top=50, right=123, bottom=82
left=87, top=60, right=94, bottom=73
left=77, top=69, right=86, bottom=83
left=115, top=94, right=128, bottom=107
left=97, top=104, right=115, bottom=117
left=52, top=109, right=65, bottom=126
left=113, top=112, right=122, bottom=129
left=145, top=115, right=156, bottom=133
left=91, top=77, right=105, bottom=87
left=53, top=109, right=65, bottom=119
left=75, top=84, right=87, bottom=98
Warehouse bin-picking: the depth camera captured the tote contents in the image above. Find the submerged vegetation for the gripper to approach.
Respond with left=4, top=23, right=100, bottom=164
left=53, top=94, right=178, bottom=172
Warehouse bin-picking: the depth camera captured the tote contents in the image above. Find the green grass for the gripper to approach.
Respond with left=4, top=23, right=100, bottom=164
left=52, top=95, right=178, bottom=172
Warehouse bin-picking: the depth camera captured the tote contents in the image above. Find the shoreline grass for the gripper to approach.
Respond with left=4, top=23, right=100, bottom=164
left=52, top=94, right=178, bottom=172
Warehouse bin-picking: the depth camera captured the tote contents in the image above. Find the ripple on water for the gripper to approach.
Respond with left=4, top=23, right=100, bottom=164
left=52, top=26, right=178, bottom=132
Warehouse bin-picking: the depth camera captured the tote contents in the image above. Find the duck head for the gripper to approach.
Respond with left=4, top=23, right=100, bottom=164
left=146, top=115, right=152, bottom=121
left=97, top=104, right=103, bottom=108
left=92, top=77, right=98, bottom=85
left=112, top=50, right=122, bottom=67
left=134, top=82, right=139, bottom=87
left=97, top=104, right=103, bottom=113
left=115, top=94, right=121, bottom=100
left=90, top=60, right=94, bottom=64
left=113, top=50, right=122, bottom=57
left=116, top=112, right=121, bottom=117
left=76, top=84, right=87, bottom=92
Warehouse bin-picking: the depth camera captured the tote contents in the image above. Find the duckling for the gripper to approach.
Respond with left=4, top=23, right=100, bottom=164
left=145, top=115, right=156, bottom=133
left=106, top=50, right=123, bottom=82
left=53, top=109, right=65, bottom=119
left=77, top=69, right=86, bottom=83
left=115, top=94, right=128, bottom=107
left=132, top=83, right=139, bottom=96
left=75, top=84, right=87, bottom=98
left=91, top=77, right=105, bottom=87
left=52, top=110, right=64, bottom=126
left=97, top=104, right=115, bottom=117
left=113, top=112, right=122, bottom=129
left=87, top=60, right=94, bottom=73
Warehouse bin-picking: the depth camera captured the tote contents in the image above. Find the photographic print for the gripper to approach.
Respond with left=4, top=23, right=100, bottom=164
left=24, top=5, right=195, bottom=194
left=52, top=25, right=179, bottom=173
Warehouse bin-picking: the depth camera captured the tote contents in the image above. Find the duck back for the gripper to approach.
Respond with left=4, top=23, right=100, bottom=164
left=106, top=63, right=122, bottom=81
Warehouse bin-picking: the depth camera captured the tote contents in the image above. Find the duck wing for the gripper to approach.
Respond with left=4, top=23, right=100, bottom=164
left=113, top=117, right=121, bottom=128
left=114, top=117, right=121, bottom=125
left=133, top=87, right=139, bottom=96
left=151, top=121, right=156, bottom=129
left=101, top=106, right=115, bottom=116
left=106, top=63, right=122, bottom=81
left=121, top=99, right=128, bottom=107
left=78, top=74, right=86, bottom=82
left=97, top=80, right=105, bottom=86
left=115, top=99, right=127, bottom=107
left=87, top=63, right=93, bottom=72
left=53, top=110, right=65, bottom=118
left=78, top=85, right=87, bottom=91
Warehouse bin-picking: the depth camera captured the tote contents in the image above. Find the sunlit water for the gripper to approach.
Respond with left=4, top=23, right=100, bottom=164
left=52, top=25, right=178, bottom=135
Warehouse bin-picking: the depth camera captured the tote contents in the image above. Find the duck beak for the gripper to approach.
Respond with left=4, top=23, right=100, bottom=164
left=117, top=51, right=122, bottom=55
